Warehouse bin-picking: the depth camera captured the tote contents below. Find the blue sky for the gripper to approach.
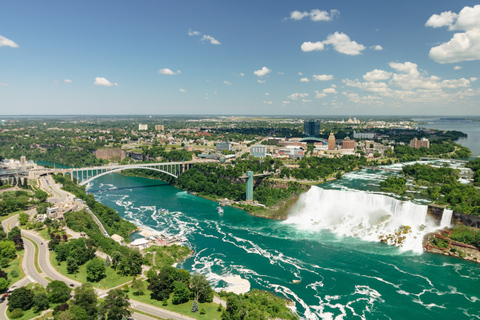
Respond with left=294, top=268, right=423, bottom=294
left=1, top=0, right=480, bottom=116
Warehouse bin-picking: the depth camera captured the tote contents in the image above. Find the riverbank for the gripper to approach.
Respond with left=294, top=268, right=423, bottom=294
left=424, top=228, right=480, bottom=264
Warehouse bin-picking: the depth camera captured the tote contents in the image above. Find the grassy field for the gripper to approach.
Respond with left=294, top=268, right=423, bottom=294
left=49, top=252, right=135, bottom=289
left=127, top=280, right=223, bottom=320
left=37, top=228, right=67, bottom=240
left=4, top=253, right=25, bottom=282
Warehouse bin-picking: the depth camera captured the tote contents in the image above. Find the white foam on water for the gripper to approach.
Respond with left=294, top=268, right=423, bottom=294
left=285, top=187, right=440, bottom=253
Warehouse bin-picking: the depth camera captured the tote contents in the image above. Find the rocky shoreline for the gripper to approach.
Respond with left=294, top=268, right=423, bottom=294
left=423, top=230, right=480, bottom=264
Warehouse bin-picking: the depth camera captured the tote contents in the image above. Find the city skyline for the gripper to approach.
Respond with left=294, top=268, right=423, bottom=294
left=1, top=1, right=480, bottom=116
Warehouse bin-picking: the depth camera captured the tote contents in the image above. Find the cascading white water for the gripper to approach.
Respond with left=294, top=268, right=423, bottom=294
left=284, top=186, right=438, bottom=253
left=440, top=209, right=453, bottom=228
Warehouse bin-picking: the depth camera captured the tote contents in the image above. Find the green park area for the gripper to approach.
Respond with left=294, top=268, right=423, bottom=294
left=49, top=252, right=135, bottom=290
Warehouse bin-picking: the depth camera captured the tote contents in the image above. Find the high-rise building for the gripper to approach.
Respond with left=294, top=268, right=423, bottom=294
left=155, top=125, right=164, bottom=131
left=328, top=132, right=336, bottom=150
left=410, top=137, right=429, bottom=149
left=138, top=124, right=148, bottom=131
left=303, top=120, right=320, bottom=137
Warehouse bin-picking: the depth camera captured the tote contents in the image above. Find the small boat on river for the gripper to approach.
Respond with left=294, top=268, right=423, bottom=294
left=158, top=208, right=169, bottom=215
left=217, top=206, right=224, bottom=214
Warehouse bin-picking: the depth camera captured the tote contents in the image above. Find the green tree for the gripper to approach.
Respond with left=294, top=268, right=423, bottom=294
left=67, top=257, right=79, bottom=274
left=7, top=227, right=21, bottom=240
left=150, top=270, right=173, bottom=301
left=86, top=257, right=106, bottom=282
left=18, top=213, right=29, bottom=225
left=117, top=251, right=143, bottom=276
left=191, top=298, right=199, bottom=313
left=171, top=281, right=190, bottom=305
left=0, top=241, right=17, bottom=260
left=103, top=289, right=130, bottom=320
left=7, top=287, right=34, bottom=311
left=68, top=304, right=88, bottom=320
left=72, top=283, right=98, bottom=319
left=131, top=278, right=146, bottom=296
left=32, top=293, right=49, bottom=313
left=9, top=308, right=23, bottom=319
left=0, top=278, right=8, bottom=291
left=190, top=273, right=214, bottom=303
left=110, top=251, right=122, bottom=269
left=46, top=280, right=71, bottom=303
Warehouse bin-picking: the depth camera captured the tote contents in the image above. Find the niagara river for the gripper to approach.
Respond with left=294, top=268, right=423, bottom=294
left=86, top=164, right=480, bottom=320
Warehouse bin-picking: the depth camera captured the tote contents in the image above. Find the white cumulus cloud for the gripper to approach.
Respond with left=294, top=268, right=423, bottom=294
left=64, top=79, right=72, bottom=83
left=301, top=41, right=325, bottom=52
left=300, top=78, right=310, bottom=82
left=188, top=30, right=202, bottom=36
left=287, top=93, right=308, bottom=100
left=302, top=32, right=365, bottom=55
left=257, top=80, right=266, bottom=84
left=315, top=87, right=337, bottom=98
left=425, top=11, right=458, bottom=29
left=313, top=74, right=334, bottom=81
left=254, top=67, right=271, bottom=77
left=370, top=45, right=383, bottom=51
left=158, top=68, right=181, bottom=75
left=94, top=77, right=118, bottom=87
left=363, top=69, right=392, bottom=82
left=0, top=35, right=19, bottom=48
left=429, top=28, right=480, bottom=63
left=323, top=32, right=366, bottom=55
left=188, top=30, right=221, bottom=45
left=201, top=35, right=221, bottom=45
left=179, top=88, right=187, bottom=92
left=223, top=81, right=231, bottom=85
left=454, top=66, right=462, bottom=70
left=288, top=9, right=339, bottom=21
left=427, top=5, right=480, bottom=63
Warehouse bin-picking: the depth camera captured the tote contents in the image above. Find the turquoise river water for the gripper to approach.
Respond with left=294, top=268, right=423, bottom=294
left=87, top=165, right=480, bottom=320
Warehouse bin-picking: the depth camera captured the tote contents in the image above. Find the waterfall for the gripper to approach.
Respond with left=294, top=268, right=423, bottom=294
left=440, top=209, right=453, bottom=227
left=284, top=186, right=437, bottom=253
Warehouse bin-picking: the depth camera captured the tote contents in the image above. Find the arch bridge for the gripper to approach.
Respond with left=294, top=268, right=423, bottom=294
left=30, top=161, right=196, bottom=185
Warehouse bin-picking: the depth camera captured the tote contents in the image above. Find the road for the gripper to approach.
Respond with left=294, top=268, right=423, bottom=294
left=0, top=214, right=47, bottom=320
left=2, top=214, right=196, bottom=320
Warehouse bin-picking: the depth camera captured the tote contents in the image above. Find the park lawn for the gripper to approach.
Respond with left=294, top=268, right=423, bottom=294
left=38, top=228, right=67, bottom=240
left=5, top=253, right=25, bottom=282
left=127, top=280, right=222, bottom=320
left=49, top=252, right=135, bottom=289
left=7, top=301, right=59, bottom=320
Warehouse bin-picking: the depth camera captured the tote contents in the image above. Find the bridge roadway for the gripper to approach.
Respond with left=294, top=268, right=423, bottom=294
left=30, top=160, right=206, bottom=184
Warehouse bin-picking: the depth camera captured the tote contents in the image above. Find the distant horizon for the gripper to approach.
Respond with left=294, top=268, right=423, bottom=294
left=1, top=114, right=479, bottom=119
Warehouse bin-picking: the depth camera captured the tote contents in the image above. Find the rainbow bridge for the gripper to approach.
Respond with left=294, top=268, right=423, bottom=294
left=29, top=161, right=197, bottom=185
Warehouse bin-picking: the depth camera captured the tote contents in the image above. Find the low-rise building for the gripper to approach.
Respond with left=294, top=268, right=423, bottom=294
left=216, top=142, right=232, bottom=151
left=342, top=137, right=355, bottom=150
left=251, top=145, right=267, bottom=158
left=111, top=234, right=124, bottom=245
left=353, top=130, right=375, bottom=140
left=138, top=124, right=148, bottom=131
